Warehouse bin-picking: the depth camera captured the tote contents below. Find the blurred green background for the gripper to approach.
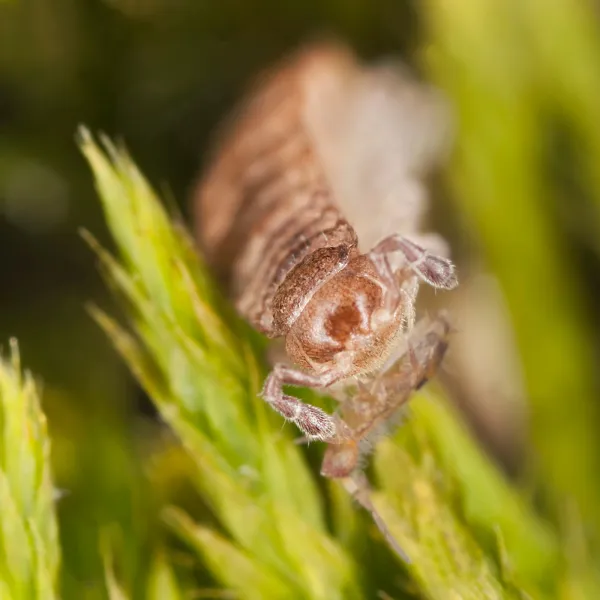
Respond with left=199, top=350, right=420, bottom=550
left=0, top=2, right=421, bottom=595
left=3, top=0, right=600, bottom=598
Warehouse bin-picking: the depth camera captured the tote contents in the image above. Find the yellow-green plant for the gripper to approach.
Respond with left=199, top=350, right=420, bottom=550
left=79, top=129, right=569, bottom=599
left=423, top=0, right=600, bottom=538
left=0, top=341, right=60, bottom=599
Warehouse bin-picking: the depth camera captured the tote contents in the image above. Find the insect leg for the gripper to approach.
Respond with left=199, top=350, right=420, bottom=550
left=261, top=364, right=351, bottom=442
left=369, top=250, right=419, bottom=330
left=321, top=439, right=360, bottom=478
left=343, top=473, right=410, bottom=563
left=370, top=234, right=458, bottom=290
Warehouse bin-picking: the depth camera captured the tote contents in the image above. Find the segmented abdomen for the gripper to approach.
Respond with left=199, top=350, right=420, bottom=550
left=194, top=47, right=358, bottom=335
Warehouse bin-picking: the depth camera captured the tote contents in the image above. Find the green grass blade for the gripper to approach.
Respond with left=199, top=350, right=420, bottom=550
left=0, top=341, right=60, bottom=599
left=78, top=129, right=361, bottom=600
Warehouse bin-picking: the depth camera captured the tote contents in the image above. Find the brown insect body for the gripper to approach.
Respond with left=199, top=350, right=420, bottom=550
left=195, top=41, right=456, bottom=386
left=193, top=41, right=458, bottom=560
left=196, top=44, right=360, bottom=336
left=283, top=252, right=412, bottom=378
left=321, top=313, right=451, bottom=479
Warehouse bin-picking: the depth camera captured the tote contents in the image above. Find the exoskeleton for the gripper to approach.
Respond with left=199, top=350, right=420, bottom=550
left=193, top=40, right=456, bottom=479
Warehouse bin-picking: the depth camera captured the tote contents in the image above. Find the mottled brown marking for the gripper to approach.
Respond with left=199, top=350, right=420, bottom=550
left=271, top=244, right=354, bottom=335
left=325, top=304, right=363, bottom=344
left=284, top=258, right=392, bottom=370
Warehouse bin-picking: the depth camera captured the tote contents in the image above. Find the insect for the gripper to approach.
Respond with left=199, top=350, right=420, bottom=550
left=192, top=40, right=457, bottom=558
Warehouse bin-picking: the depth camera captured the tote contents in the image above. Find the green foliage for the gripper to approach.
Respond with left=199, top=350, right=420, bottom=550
left=374, top=391, right=558, bottom=599
left=423, top=0, right=600, bottom=555
left=0, top=341, right=60, bottom=599
left=4, top=1, right=600, bottom=598
left=79, top=129, right=359, bottom=600
left=145, top=553, right=184, bottom=600
left=76, top=129, right=573, bottom=599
